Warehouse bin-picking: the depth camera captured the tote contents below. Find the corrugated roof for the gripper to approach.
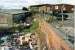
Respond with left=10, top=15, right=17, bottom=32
left=0, top=9, right=29, bottom=14
left=30, top=4, right=75, bottom=7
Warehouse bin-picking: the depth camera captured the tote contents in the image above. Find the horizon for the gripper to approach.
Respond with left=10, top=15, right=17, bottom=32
left=0, top=0, right=75, bottom=9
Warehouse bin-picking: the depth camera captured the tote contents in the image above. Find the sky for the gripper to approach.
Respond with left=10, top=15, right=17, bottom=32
left=0, top=0, right=75, bottom=9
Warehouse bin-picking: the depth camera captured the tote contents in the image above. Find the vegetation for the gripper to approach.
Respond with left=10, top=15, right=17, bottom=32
left=23, top=20, right=39, bottom=33
left=22, top=7, right=29, bottom=11
left=0, top=39, right=4, bottom=45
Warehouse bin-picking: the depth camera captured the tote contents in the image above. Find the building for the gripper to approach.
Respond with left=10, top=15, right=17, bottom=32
left=29, top=4, right=74, bottom=13
left=0, top=9, right=32, bottom=28
left=0, top=9, right=27, bottom=28
left=0, top=9, right=32, bottom=36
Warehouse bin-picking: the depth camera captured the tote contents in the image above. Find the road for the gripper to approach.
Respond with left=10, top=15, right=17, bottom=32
left=37, top=17, right=72, bottom=50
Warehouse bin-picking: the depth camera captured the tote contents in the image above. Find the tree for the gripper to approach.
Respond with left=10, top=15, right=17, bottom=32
left=22, top=7, right=29, bottom=11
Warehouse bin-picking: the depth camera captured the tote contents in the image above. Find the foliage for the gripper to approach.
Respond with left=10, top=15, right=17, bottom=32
left=23, top=20, right=39, bottom=32
left=0, top=39, right=4, bottom=45
left=22, top=7, right=29, bottom=11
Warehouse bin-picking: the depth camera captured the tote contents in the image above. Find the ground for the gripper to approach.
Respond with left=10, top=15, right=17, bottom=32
left=0, top=10, right=74, bottom=50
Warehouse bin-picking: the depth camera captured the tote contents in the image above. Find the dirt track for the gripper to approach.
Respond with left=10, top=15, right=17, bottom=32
left=37, top=17, right=72, bottom=50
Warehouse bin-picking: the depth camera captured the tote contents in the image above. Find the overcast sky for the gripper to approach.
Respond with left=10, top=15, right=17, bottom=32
left=0, top=0, right=75, bottom=9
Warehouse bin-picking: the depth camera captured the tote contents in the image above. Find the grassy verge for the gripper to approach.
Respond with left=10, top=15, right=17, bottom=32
left=23, top=20, right=39, bottom=33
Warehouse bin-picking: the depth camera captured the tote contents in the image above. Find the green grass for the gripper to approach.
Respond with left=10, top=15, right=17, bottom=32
left=23, top=20, right=39, bottom=33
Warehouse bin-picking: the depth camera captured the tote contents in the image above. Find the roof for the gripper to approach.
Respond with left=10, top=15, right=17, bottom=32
left=30, top=4, right=53, bottom=7
left=30, top=4, right=75, bottom=7
left=0, top=9, right=29, bottom=14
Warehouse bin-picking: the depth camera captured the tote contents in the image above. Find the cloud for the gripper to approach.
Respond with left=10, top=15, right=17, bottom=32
left=0, top=0, right=40, bottom=9
left=63, top=0, right=75, bottom=5
left=0, top=0, right=75, bottom=9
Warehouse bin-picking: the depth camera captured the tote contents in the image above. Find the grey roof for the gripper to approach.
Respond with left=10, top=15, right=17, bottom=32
left=30, top=4, right=74, bottom=7
left=0, top=9, right=29, bottom=14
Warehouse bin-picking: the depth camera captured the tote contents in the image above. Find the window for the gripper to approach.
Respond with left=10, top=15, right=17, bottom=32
left=71, top=8, right=74, bottom=11
left=63, top=7, right=66, bottom=10
left=55, top=6, right=58, bottom=9
left=47, top=7, right=50, bottom=12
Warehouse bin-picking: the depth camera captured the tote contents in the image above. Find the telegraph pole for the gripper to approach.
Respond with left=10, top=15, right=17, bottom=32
left=58, top=0, right=64, bottom=27
left=59, top=0, right=64, bottom=27
left=61, top=4, right=64, bottom=27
